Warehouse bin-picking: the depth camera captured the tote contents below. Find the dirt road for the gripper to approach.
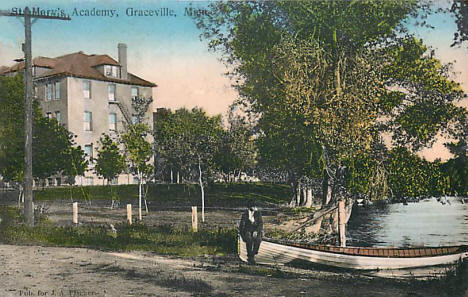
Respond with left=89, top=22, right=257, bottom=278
left=0, top=244, right=460, bottom=297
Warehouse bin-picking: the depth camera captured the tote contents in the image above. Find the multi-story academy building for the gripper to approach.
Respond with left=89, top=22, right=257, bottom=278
left=0, top=43, right=156, bottom=186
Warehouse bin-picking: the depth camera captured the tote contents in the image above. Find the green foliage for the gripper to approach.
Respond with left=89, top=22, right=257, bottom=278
left=95, top=134, right=126, bottom=182
left=33, top=117, right=81, bottom=180
left=215, top=111, right=257, bottom=180
left=194, top=1, right=467, bottom=203
left=0, top=74, right=86, bottom=183
left=256, top=111, right=324, bottom=180
left=61, top=145, right=88, bottom=186
left=32, top=183, right=292, bottom=206
left=441, top=156, right=468, bottom=196
left=154, top=108, right=223, bottom=183
left=387, top=147, right=445, bottom=198
left=382, top=37, right=466, bottom=150
left=121, top=123, right=153, bottom=177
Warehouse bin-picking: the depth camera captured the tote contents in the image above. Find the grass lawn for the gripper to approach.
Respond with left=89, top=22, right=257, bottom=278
left=0, top=206, right=237, bottom=257
left=33, top=182, right=292, bottom=208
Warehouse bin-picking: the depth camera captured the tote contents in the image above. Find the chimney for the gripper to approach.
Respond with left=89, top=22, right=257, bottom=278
left=118, top=43, right=127, bottom=80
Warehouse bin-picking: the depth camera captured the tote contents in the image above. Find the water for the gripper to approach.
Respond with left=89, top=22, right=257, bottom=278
left=347, top=197, right=468, bottom=247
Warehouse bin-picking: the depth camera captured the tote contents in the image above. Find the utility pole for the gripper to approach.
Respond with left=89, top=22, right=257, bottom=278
left=0, top=7, right=70, bottom=225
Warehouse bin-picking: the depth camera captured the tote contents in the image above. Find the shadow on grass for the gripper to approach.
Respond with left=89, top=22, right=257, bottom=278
left=92, top=263, right=213, bottom=295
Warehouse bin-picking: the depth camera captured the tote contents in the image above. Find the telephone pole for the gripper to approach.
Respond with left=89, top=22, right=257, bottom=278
left=0, top=7, right=70, bottom=225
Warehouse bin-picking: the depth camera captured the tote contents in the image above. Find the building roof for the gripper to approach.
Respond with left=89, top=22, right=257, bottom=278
left=0, top=51, right=156, bottom=87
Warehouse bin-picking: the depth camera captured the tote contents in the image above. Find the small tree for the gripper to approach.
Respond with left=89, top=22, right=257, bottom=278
left=121, top=123, right=153, bottom=221
left=62, top=143, right=88, bottom=202
left=95, top=134, right=126, bottom=208
left=181, top=108, right=222, bottom=222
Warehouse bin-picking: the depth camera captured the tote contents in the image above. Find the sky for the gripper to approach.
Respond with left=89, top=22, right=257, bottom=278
left=0, top=0, right=467, bottom=161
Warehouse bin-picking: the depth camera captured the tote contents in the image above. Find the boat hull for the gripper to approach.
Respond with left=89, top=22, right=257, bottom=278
left=238, top=237, right=468, bottom=270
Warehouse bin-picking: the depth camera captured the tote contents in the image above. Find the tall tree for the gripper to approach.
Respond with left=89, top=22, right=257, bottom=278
left=194, top=1, right=467, bottom=205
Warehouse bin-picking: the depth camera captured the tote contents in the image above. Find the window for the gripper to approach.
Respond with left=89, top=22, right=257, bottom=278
left=54, top=82, right=60, bottom=99
left=108, top=84, right=116, bottom=101
left=83, top=81, right=90, bottom=99
left=84, top=111, right=92, bottom=131
left=104, top=65, right=119, bottom=78
left=109, top=113, right=117, bottom=131
left=47, top=178, right=54, bottom=187
left=86, top=177, right=94, bottom=186
left=131, top=87, right=139, bottom=98
left=46, top=112, right=52, bottom=119
left=84, top=144, right=93, bottom=158
left=55, top=111, right=61, bottom=123
left=46, top=84, right=53, bottom=101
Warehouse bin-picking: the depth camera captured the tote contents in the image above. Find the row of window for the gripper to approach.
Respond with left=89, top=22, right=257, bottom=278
left=83, top=111, right=117, bottom=132
left=41, top=81, right=140, bottom=102
left=82, top=80, right=139, bottom=101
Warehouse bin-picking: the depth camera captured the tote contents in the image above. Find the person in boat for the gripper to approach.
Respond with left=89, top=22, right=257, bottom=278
left=239, top=199, right=263, bottom=264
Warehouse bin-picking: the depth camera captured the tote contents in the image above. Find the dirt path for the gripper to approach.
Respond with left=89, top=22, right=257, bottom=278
left=0, top=244, right=459, bottom=297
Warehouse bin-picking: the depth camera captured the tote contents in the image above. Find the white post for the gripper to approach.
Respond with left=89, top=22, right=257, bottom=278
left=127, top=204, right=132, bottom=225
left=192, top=206, right=198, bottom=232
left=338, top=200, right=346, bottom=247
left=73, top=202, right=78, bottom=224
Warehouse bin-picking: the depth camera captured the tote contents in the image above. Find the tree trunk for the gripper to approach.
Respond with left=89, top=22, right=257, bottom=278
left=296, top=182, right=301, bottom=206
left=170, top=169, right=173, bottom=184
left=326, top=177, right=333, bottom=205
left=198, top=160, right=205, bottom=222
left=302, top=187, right=307, bottom=206
left=177, top=171, right=180, bottom=184
left=17, top=184, right=23, bottom=208
left=143, top=182, right=149, bottom=213
left=305, top=187, right=313, bottom=208
left=345, top=198, right=353, bottom=223
left=323, top=172, right=333, bottom=206
left=138, top=171, right=142, bottom=221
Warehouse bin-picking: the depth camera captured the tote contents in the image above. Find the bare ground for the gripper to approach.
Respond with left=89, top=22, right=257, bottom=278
left=0, top=244, right=458, bottom=297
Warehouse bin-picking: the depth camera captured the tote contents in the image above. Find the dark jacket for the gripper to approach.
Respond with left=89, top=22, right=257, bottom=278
left=239, top=208, right=263, bottom=241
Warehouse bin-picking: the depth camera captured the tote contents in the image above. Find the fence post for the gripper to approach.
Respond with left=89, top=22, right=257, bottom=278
left=127, top=204, right=132, bottom=225
left=73, top=202, right=78, bottom=224
left=338, top=200, right=346, bottom=247
left=192, top=206, right=198, bottom=232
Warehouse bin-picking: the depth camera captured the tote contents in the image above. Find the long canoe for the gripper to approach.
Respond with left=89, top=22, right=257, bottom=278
left=238, top=237, right=468, bottom=270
